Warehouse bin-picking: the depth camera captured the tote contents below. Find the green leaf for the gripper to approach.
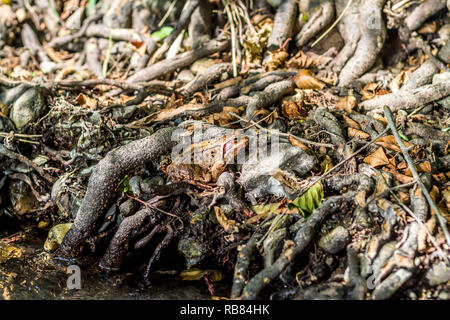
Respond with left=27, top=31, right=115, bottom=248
left=398, top=130, right=409, bottom=142
left=118, top=175, right=132, bottom=194
left=288, top=182, right=323, bottom=218
left=151, top=26, right=174, bottom=41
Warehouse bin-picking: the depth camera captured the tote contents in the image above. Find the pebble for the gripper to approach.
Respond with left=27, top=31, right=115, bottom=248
left=426, top=261, right=450, bottom=287
left=44, top=223, right=73, bottom=252
left=9, top=87, right=47, bottom=129
left=318, top=226, right=350, bottom=254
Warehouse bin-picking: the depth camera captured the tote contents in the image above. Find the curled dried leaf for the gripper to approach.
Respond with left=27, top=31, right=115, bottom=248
left=348, top=127, right=370, bottom=140
left=336, top=95, right=357, bottom=113
left=294, top=69, right=325, bottom=90
left=286, top=51, right=318, bottom=69
left=281, top=100, right=306, bottom=119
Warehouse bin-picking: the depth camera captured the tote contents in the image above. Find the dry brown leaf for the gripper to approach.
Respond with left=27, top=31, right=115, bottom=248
left=214, top=206, right=239, bottom=233
left=364, top=147, right=395, bottom=168
left=264, top=49, right=289, bottom=71
left=288, top=136, right=309, bottom=152
left=348, top=127, right=370, bottom=140
left=74, top=93, right=97, bottom=109
left=360, top=82, right=388, bottom=100
left=418, top=21, right=437, bottom=34
left=281, top=100, right=306, bottom=119
left=375, top=135, right=412, bottom=152
left=127, top=41, right=147, bottom=56
left=336, top=95, right=357, bottom=113
left=294, top=69, right=325, bottom=90
left=343, top=115, right=360, bottom=129
left=286, top=51, right=318, bottom=69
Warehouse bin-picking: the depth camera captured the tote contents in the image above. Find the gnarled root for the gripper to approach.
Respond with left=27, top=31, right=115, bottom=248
left=55, top=127, right=177, bottom=260
left=315, top=107, right=357, bottom=173
left=361, top=81, right=450, bottom=114
left=338, top=0, right=387, bottom=86
left=330, top=0, right=361, bottom=73
left=400, top=0, right=447, bottom=41
left=295, top=0, right=335, bottom=47
left=266, top=0, right=297, bottom=51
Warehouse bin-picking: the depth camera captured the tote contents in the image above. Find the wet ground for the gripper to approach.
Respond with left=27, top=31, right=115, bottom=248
left=0, top=228, right=217, bottom=300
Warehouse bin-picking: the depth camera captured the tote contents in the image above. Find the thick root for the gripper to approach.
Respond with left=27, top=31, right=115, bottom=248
left=338, top=0, right=387, bottom=86
left=55, top=127, right=177, bottom=259
left=295, top=0, right=334, bottom=47
left=266, top=0, right=297, bottom=51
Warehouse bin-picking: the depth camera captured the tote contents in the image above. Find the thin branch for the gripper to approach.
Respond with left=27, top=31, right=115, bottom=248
left=228, top=111, right=334, bottom=148
left=384, top=106, right=450, bottom=247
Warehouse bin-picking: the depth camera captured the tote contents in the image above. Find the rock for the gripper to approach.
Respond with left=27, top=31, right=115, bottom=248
left=238, top=143, right=316, bottom=198
left=318, top=226, right=350, bottom=254
left=190, top=58, right=215, bottom=75
left=44, top=223, right=73, bottom=252
left=432, top=72, right=450, bottom=110
left=178, top=237, right=206, bottom=268
left=9, top=88, right=47, bottom=129
left=177, top=69, right=195, bottom=83
left=9, top=180, right=39, bottom=216
left=426, top=261, right=450, bottom=287
left=438, top=290, right=450, bottom=300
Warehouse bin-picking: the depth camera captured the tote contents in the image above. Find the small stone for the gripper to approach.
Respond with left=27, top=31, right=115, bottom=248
left=190, top=58, right=215, bottom=75
left=318, top=226, right=350, bottom=254
left=44, top=223, right=73, bottom=252
left=9, top=179, right=39, bottom=215
left=9, top=87, right=47, bottom=129
left=438, top=291, right=450, bottom=300
left=238, top=143, right=316, bottom=198
left=426, top=261, right=450, bottom=287
left=177, top=69, right=195, bottom=83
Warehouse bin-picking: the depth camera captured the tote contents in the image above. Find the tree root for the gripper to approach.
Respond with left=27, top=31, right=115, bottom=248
left=400, top=60, right=439, bottom=91
left=245, top=79, right=296, bottom=119
left=330, top=0, right=361, bottom=73
left=295, top=0, right=334, bottom=48
left=127, top=38, right=230, bottom=83
left=266, top=0, right=297, bottom=51
left=361, top=81, right=450, bottom=113
left=401, top=0, right=447, bottom=40
left=55, top=127, right=177, bottom=259
left=183, top=63, right=232, bottom=96
left=338, top=0, right=387, bottom=86
left=315, top=107, right=357, bottom=173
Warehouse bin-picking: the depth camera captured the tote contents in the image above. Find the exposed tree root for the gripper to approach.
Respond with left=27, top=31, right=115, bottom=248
left=401, top=0, right=447, bottom=40
left=183, top=63, right=232, bottom=96
left=266, top=0, right=297, bottom=51
left=315, top=107, right=357, bottom=173
left=55, top=127, right=177, bottom=259
left=330, top=0, right=361, bottom=73
left=295, top=0, right=334, bottom=48
left=338, top=0, right=387, bottom=86
left=361, top=81, right=450, bottom=113
left=127, top=38, right=230, bottom=83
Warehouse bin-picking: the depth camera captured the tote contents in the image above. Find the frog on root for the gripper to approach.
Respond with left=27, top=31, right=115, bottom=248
left=162, top=131, right=248, bottom=184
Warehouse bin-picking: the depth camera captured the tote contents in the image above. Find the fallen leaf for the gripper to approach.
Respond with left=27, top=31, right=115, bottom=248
left=288, top=182, right=324, bottom=218
left=343, top=115, right=360, bottom=129
left=282, top=100, right=306, bottom=119
left=375, top=135, right=412, bottom=152
left=289, top=136, right=309, bottom=152
left=336, top=95, right=357, bottom=113
left=294, top=69, right=326, bottom=90
left=364, top=147, right=395, bottom=168
left=214, top=206, right=239, bottom=233
left=180, top=268, right=222, bottom=281
left=286, top=51, right=318, bottom=69
left=348, top=127, right=370, bottom=140
left=264, top=49, right=289, bottom=71
left=75, top=93, right=97, bottom=109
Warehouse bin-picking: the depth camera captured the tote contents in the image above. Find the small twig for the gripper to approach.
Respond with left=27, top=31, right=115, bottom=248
left=384, top=106, right=450, bottom=247
left=387, top=181, right=449, bottom=263
left=0, top=144, right=55, bottom=184
left=225, top=3, right=238, bottom=77
left=228, top=112, right=334, bottom=148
